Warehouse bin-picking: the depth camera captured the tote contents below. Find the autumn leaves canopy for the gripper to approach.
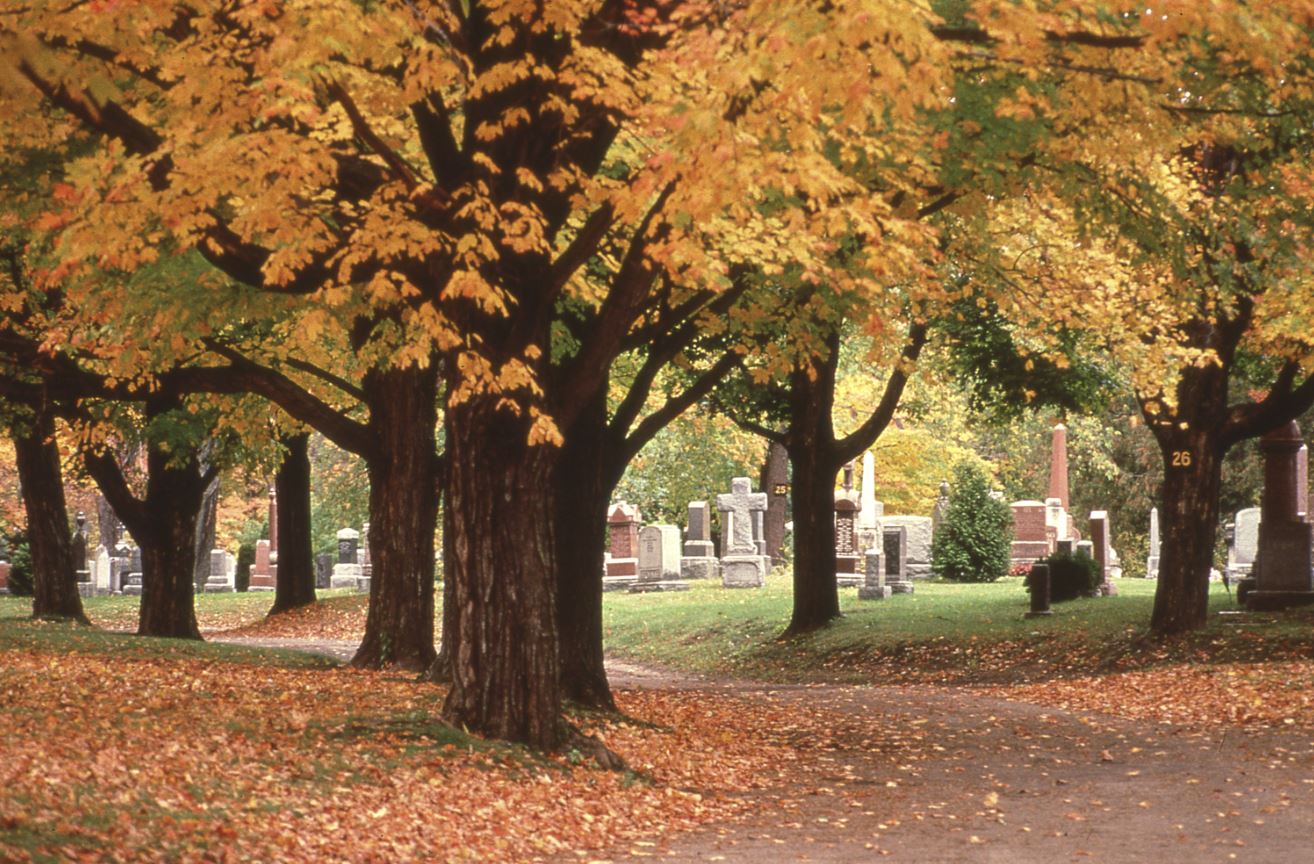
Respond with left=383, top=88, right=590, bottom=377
left=4, top=1, right=1314, bottom=746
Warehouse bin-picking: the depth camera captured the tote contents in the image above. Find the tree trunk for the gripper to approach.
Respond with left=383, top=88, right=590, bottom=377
left=270, top=432, right=317, bottom=615
left=555, top=393, right=616, bottom=709
left=1149, top=365, right=1228, bottom=635
left=443, top=394, right=561, bottom=749
left=15, top=407, right=87, bottom=624
left=352, top=365, right=438, bottom=670
left=760, top=440, right=790, bottom=564
left=137, top=439, right=205, bottom=640
left=783, top=349, right=843, bottom=636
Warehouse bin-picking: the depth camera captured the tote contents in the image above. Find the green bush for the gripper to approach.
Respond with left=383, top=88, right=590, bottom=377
left=930, top=462, right=1013, bottom=583
left=2, top=529, right=33, bottom=596
left=1029, top=550, right=1101, bottom=602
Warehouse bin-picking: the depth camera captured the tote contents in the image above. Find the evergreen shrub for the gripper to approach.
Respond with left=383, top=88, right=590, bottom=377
left=1028, top=550, right=1101, bottom=602
left=931, top=462, right=1012, bottom=583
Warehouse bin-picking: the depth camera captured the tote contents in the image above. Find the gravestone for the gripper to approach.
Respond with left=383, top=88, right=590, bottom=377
left=680, top=501, right=719, bottom=581
left=883, top=526, right=912, bottom=594
left=1048, top=423, right=1069, bottom=508
left=0, top=560, right=8, bottom=594
left=1146, top=507, right=1160, bottom=579
left=631, top=524, right=688, bottom=592
left=1089, top=511, right=1117, bottom=596
left=1227, top=507, right=1261, bottom=583
left=1247, top=421, right=1314, bottom=610
left=858, top=545, right=890, bottom=600
left=931, top=480, right=950, bottom=534
left=314, top=552, right=333, bottom=589
left=717, top=477, right=770, bottom=588
left=835, top=489, right=862, bottom=587
left=331, top=528, right=367, bottom=591
left=122, top=545, right=144, bottom=596
left=359, top=522, right=372, bottom=580
left=752, top=510, right=767, bottom=556
left=1300, top=444, right=1310, bottom=520
left=1026, top=562, right=1053, bottom=617
left=880, top=515, right=933, bottom=580
left=1010, top=501, right=1051, bottom=565
left=604, top=502, right=641, bottom=591
left=1055, top=538, right=1077, bottom=556
left=94, top=545, right=112, bottom=594
left=203, top=548, right=235, bottom=592
left=249, top=539, right=275, bottom=591
left=72, top=512, right=91, bottom=585
left=858, top=450, right=884, bottom=552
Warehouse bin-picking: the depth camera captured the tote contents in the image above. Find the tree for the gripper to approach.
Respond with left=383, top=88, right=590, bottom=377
left=931, top=462, right=1011, bottom=583
left=269, top=432, right=316, bottom=616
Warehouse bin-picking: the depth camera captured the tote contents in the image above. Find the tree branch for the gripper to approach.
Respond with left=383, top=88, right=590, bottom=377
left=835, top=320, right=929, bottom=462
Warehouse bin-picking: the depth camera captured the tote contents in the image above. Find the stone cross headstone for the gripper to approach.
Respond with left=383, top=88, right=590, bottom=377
left=1247, top=421, right=1314, bottom=610
left=631, top=524, right=688, bottom=592
left=604, top=502, right=641, bottom=590
left=883, top=526, right=912, bottom=594
left=331, top=528, right=366, bottom=591
left=716, top=477, right=771, bottom=588
left=858, top=545, right=889, bottom=600
left=1146, top=507, right=1160, bottom=579
left=680, top=501, right=720, bottom=581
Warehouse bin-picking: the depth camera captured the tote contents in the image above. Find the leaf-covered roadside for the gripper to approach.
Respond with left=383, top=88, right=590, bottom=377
left=0, top=622, right=809, bottom=863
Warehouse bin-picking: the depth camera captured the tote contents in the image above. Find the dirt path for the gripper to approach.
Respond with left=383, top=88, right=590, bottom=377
left=601, top=661, right=1314, bottom=863
left=214, top=642, right=1314, bottom=862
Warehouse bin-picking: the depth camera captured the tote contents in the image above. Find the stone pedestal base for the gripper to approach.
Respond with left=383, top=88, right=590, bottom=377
left=837, top=573, right=864, bottom=588
left=1024, top=609, right=1054, bottom=618
left=121, top=574, right=143, bottom=596
left=888, top=578, right=914, bottom=595
left=629, top=580, right=689, bottom=593
left=1099, top=580, right=1119, bottom=597
left=602, top=575, right=638, bottom=593
left=331, top=563, right=365, bottom=591
left=203, top=577, right=235, bottom=593
left=680, top=557, right=719, bottom=581
left=683, top=540, right=715, bottom=558
left=721, top=555, right=769, bottom=588
left=1246, top=590, right=1314, bottom=611
left=858, top=585, right=891, bottom=600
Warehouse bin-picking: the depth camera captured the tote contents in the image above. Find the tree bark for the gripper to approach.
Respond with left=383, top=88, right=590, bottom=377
left=443, top=394, right=561, bottom=749
left=783, top=345, right=844, bottom=635
left=83, top=396, right=207, bottom=640
left=352, top=365, right=438, bottom=670
left=1146, top=361, right=1233, bottom=635
left=269, top=432, right=317, bottom=615
left=15, top=406, right=87, bottom=624
left=760, top=440, right=790, bottom=564
left=555, top=392, right=616, bottom=709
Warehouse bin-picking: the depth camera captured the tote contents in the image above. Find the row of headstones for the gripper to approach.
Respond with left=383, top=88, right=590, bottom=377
left=603, top=478, right=776, bottom=593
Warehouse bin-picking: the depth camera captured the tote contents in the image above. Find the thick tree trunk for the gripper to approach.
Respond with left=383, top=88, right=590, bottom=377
left=443, top=395, right=561, bottom=749
left=15, top=408, right=87, bottom=624
left=555, top=393, right=615, bottom=710
left=137, top=441, right=205, bottom=640
left=783, top=350, right=843, bottom=636
left=270, top=433, right=317, bottom=615
left=352, top=365, right=438, bottom=670
left=1149, top=365, right=1228, bottom=635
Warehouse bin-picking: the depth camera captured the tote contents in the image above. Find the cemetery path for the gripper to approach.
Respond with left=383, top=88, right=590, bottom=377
left=598, top=660, right=1314, bottom=864
left=213, top=640, right=1314, bottom=863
